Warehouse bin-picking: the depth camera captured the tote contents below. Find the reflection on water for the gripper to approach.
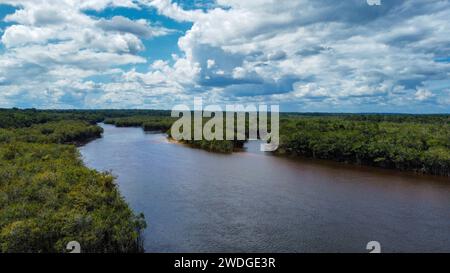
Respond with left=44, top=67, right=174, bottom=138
left=79, top=124, right=450, bottom=253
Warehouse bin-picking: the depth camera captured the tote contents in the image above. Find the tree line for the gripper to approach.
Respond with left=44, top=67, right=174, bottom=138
left=104, top=112, right=450, bottom=176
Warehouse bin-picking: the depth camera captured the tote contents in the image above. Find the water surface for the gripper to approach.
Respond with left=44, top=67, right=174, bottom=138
left=79, top=124, right=450, bottom=253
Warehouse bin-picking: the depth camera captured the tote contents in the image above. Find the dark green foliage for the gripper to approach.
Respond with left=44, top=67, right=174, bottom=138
left=0, top=110, right=146, bottom=253
left=0, top=108, right=171, bottom=129
left=0, top=121, right=103, bottom=145
left=282, top=113, right=450, bottom=124
left=104, top=113, right=450, bottom=168
left=178, top=139, right=244, bottom=153
left=277, top=117, right=450, bottom=176
left=105, top=116, right=175, bottom=132
left=106, top=116, right=245, bottom=153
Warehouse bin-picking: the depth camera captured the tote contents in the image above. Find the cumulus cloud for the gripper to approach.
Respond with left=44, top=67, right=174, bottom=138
left=0, top=0, right=449, bottom=112
left=0, top=0, right=178, bottom=108
left=140, top=0, right=450, bottom=112
left=96, top=16, right=174, bottom=38
left=415, top=88, right=434, bottom=101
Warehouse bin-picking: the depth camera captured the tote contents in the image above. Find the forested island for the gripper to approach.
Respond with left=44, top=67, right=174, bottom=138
left=104, top=116, right=246, bottom=153
left=0, top=108, right=449, bottom=252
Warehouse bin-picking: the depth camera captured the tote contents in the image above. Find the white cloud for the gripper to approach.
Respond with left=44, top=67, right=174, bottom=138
left=142, top=0, right=205, bottom=22
left=141, top=0, right=450, bottom=112
left=207, top=59, right=215, bottom=69
left=96, top=16, right=174, bottom=38
left=415, top=88, right=434, bottom=101
left=0, top=0, right=449, bottom=112
left=2, top=25, right=57, bottom=47
left=0, top=0, right=177, bottom=108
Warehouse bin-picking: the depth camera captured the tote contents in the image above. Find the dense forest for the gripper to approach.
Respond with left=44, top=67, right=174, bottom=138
left=0, top=109, right=449, bottom=252
left=104, top=112, right=450, bottom=176
left=104, top=116, right=246, bottom=153
left=277, top=117, right=450, bottom=176
left=0, top=108, right=171, bottom=128
left=0, top=111, right=147, bottom=253
left=104, top=116, right=175, bottom=132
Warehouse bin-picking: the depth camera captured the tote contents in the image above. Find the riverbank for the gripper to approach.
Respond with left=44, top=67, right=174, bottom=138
left=103, top=115, right=450, bottom=177
left=0, top=119, right=146, bottom=253
left=80, top=124, right=450, bottom=252
left=104, top=117, right=245, bottom=153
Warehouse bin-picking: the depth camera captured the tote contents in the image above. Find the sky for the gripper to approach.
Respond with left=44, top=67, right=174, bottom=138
left=0, top=0, right=449, bottom=113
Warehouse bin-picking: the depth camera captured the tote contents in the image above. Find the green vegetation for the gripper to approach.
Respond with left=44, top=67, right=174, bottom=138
left=105, top=116, right=246, bottom=153
left=104, top=116, right=175, bottom=132
left=0, top=121, right=103, bottom=145
left=1, top=109, right=447, bottom=252
left=0, top=108, right=171, bottom=128
left=176, top=138, right=243, bottom=153
left=104, top=113, right=450, bottom=176
left=277, top=116, right=450, bottom=176
left=0, top=112, right=146, bottom=253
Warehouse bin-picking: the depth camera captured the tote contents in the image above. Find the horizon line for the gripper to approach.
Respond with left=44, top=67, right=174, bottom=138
left=1, top=107, right=449, bottom=115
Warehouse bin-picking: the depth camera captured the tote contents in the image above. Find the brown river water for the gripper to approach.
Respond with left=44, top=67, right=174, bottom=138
left=79, top=124, right=450, bottom=253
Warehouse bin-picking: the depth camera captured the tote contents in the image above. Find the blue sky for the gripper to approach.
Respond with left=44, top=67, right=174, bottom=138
left=0, top=0, right=449, bottom=113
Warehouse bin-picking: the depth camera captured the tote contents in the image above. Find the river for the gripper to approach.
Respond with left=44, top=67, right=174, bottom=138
left=79, top=123, right=450, bottom=253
